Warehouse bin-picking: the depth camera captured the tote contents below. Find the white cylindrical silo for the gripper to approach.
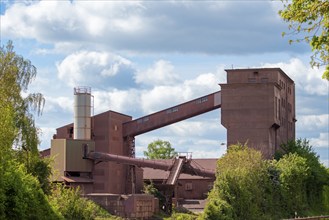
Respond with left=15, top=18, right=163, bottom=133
left=74, top=87, right=92, bottom=140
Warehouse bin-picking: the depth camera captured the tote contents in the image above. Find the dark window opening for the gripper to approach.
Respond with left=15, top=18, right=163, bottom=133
left=248, top=77, right=257, bottom=83
left=261, top=77, right=268, bottom=83
left=66, top=171, right=80, bottom=177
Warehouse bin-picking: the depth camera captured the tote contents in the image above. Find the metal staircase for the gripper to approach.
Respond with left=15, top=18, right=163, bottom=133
left=165, top=158, right=184, bottom=185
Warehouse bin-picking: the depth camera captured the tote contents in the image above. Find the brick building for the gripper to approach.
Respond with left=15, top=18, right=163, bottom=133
left=45, top=67, right=295, bottom=200
left=221, top=68, right=296, bottom=158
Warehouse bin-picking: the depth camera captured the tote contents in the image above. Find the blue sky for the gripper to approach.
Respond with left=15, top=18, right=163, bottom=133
left=1, top=0, right=328, bottom=166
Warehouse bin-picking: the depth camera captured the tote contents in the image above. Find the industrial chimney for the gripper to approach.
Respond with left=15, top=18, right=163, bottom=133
left=74, top=87, right=92, bottom=140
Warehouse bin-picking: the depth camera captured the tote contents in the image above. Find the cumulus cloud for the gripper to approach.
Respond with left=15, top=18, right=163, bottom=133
left=140, top=70, right=221, bottom=114
left=298, top=114, right=329, bottom=131
left=135, top=60, right=180, bottom=86
left=57, top=50, right=135, bottom=88
left=1, top=1, right=307, bottom=55
left=261, top=58, right=328, bottom=96
left=168, top=119, right=224, bottom=138
left=43, top=96, right=73, bottom=113
left=310, top=133, right=329, bottom=148
left=93, top=89, right=141, bottom=114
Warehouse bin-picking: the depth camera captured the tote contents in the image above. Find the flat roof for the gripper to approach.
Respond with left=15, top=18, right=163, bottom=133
left=225, top=67, right=294, bottom=83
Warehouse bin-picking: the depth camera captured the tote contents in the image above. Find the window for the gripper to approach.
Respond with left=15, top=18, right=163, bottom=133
left=288, top=103, right=291, bottom=112
left=166, top=107, right=179, bottom=114
left=67, top=127, right=73, bottom=138
left=196, top=97, right=208, bottom=104
left=278, top=99, right=281, bottom=119
left=185, top=183, right=193, bottom=191
left=248, top=77, right=256, bottom=83
left=261, top=77, right=268, bottom=83
left=201, top=97, right=208, bottom=103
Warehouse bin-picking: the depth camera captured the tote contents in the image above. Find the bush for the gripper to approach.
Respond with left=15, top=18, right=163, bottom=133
left=202, top=198, right=233, bottom=220
left=275, top=153, right=310, bottom=216
left=278, top=139, right=329, bottom=213
left=49, top=184, right=111, bottom=220
left=203, top=144, right=272, bottom=220
left=0, top=160, right=60, bottom=219
left=203, top=141, right=329, bottom=219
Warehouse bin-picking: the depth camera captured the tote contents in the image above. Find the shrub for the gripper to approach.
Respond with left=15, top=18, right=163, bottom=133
left=278, top=139, right=329, bottom=212
left=275, top=153, right=310, bottom=216
left=49, top=184, right=111, bottom=220
left=203, top=144, right=272, bottom=220
left=202, top=198, right=233, bottom=220
left=0, top=160, right=60, bottom=219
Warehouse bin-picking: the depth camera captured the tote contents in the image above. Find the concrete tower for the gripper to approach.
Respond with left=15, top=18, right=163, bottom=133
left=221, top=68, right=296, bottom=158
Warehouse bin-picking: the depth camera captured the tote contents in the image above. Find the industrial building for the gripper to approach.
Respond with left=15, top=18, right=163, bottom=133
left=42, top=68, right=295, bottom=217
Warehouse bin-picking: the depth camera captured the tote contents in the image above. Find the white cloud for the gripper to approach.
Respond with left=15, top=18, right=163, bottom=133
left=43, top=96, right=73, bottom=113
left=135, top=60, right=180, bottom=86
left=298, top=114, right=329, bottom=131
left=140, top=70, right=221, bottom=114
left=189, top=149, right=225, bottom=159
left=1, top=1, right=302, bottom=55
left=56, top=50, right=133, bottom=88
left=93, top=89, right=140, bottom=114
left=261, top=58, right=329, bottom=96
left=2, top=1, right=144, bottom=43
left=168, top=120, right=223, bottom=138
left=310, top=133, right=329, bottom=148
left=38, top=127, right=57, bottom=149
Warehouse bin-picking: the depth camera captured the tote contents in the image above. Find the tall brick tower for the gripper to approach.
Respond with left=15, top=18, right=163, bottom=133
left=220, top=68, right=296, bottom=158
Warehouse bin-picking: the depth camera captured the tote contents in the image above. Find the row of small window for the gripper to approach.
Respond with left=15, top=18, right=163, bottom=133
left=137, top=117, right=149, bottom=124
left=137, top=96, right=209, bottom=124
left=248, top=77, right=269, bottom=83
left=195, top=97, right=208, bottom=104
left=166, top=107, right=179, bottom=114
left=279, top=79, right=292, bottom=95
left=275, top=97, right=292, bottom=119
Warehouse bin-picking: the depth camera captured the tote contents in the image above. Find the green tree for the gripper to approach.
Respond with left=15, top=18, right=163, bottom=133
left=277, top=139, right=329, bottom=213
left=0, top=41, right=59, bottom=219
left=0, top=40, right=52, bottom=193
left=279, top=0, right=329, bottom=80
left=144, top=139, right=178, bottom=159
left=275, top=153, right=310, bottom=215
left=203, top=144, right=275, bottom=220
left=203, top=142, right=329, bottom=219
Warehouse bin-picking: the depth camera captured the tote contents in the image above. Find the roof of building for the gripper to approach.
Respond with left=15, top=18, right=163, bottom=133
left=143, top=158, right=217, bottom=180
left=225, top=67, right=294, bottom=83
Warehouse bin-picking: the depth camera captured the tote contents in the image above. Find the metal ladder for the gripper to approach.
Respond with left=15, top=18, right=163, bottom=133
left=165, top=158, right=184, bottom=185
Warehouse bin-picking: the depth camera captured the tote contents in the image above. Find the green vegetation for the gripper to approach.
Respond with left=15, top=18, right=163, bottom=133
left=279, top=0, right=329, bottom=80
left=144, top=139, right=178, bottom=159
left=2, top=40, right=328, bottom=219
left=49, top=185, right=112, bottom=220
left=143, top=181, right=166, bottom=206
left=164, top=212, right=198, bottom=220
left=202, top=141, right=329, bottom=219
left=0, top=41, right=113, bottom=219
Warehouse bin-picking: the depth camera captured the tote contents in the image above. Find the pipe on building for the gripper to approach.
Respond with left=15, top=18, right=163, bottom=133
left=86, top=151, right=216, bottom=179
left=87, top=151, right=172, bottom=171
